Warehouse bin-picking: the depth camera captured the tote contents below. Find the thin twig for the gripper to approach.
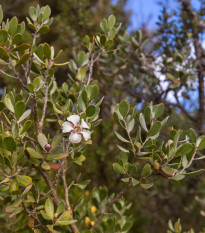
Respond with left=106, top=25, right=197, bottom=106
left=62, top=159, right=79, bottom=233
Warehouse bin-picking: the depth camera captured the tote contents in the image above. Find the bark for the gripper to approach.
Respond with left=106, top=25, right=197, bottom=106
left=182, top=0, right=205, bottom=135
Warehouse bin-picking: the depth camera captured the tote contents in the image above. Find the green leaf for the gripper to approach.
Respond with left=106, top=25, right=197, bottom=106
left=16, top=53, right=30, bottom=66
left=0, top=46, right=9, bottom=60
left=45, top=198, right=54, bottom=220
left=11, top=120, right=19, bottom=138
left=46, top=225, right=60, bottom=233
left=153, top=103, right=164, bottom=119
left=55, top=211, right=72, bottom=225
left=51, top=134, right=62, bottom=148
left=141, top=164, right=152, bottom=178
left=74, top=154, right=85, bottom=165
left=27, top=147, right=44, bottom=159
left=78, top=180, right=91, bottom=190
left=83, top=35, right=90, bottom=45
left=15, top=101, right=26, bottom=119
left=100, top=34, right=106, bottom=46
left=17, top=175, right=32, bottom=187
left=162, top=167, right=176, bottom=176
left=29, top=6, right=37, bottom=21
left=37, top=133, right=48, bottom=150
left=12, top=43, right=31, bottom=51
left=119, top=100, right=130, bottom=118
left=187, top=128, right=197, bottom=143
left=76, top=67, right=86, bottom=81
left=56, top=202, right=65, bottom=215
left=141, top=183, right=153, bottom=189
left=43, top=5, right=51, bottom=21
left=100, top=18, right=108, bottom=34
left=40, top=210, right=52, bottom=220
left=18, top=109, right=31, bottom=122
left=161, top=116, right=169, bottom=126
left=12, top=33, right=23, bottom=45
left=27, top=83, right=34, bottom=93
left=121, top=178, right=130, bottom=183
left=9, top=179, right=19, bottom=193
left=148, top=121, right=161, bottom=137
left=53, top=104, right=63, bottom=114
left=4, top=136, right=16, bottom=152
left=41, top=161, right=51, bottom=170
left=108, top=15, right=116, bottom=29
left=127, top=118, right=135, bottom=133
left=115, top=131, right=130, bottom=143
left=0, top=30, right=8, bottom=44
left=77, top=51, right=86, bottom=66
left=8, top=17, right=18, bottom=36
left=99, top=186, right=108, bottom=200
left=86, top=105, right=96, bottom=117
left=197, top=136, right=205, bottom=150
left=38, top=25, right=50, bottom=34
left=132, top=178, right=140, bottom=186
left=90, top=85, right=99, bottom=100
left=27, top=23, right=36, bottom=31
left=144, top=106, right=151, bottom=124
left=176, top=143, right=193, bottom=156
left=21, top=120, right=32, bottom=134
left=47, top=153, right=68, bottom=161
left=105, top=39, right=114, bottom=49
left=139, top=113, right=148, bottom=131
left=0, top=6, right=3, bottom=24
left=4, top=94, right=14, bottom=112
left=117, top=145, right=129, bottom=153
left=184, top=169, right=205, bottom=176
left=173, top=130, right=181, bottom=149
left=171, top=175, right=185, bottom=181
left=122, top=221, right=133, bottom=232
left=43, top=43, right=51, bottom=59
left=113, top=163, right=125, bottom=174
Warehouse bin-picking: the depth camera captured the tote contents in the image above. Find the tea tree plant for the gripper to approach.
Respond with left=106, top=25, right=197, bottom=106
left=0, top=5, right=205, bottom=233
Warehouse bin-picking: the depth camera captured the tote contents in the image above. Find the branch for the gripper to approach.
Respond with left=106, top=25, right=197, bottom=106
left=32, top=165, right=60, bottom=206
left=86, top=51, right=102, bottom=87
left=21, top=201, right=50, bottom=233
left=39, top=74, right=54, bottom=131
left=86, top=53, right=95, bottom=86
left=62, top=159, right=79, bottom=233
left=182, top=0, right=205, bottom=134
left=32, top=91, right=40, bottom=136
left=90, top=180, right=132, bottom=232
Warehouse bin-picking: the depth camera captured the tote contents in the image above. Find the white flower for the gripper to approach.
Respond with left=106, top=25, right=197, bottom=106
left=62, top=114, right=91, bottom=144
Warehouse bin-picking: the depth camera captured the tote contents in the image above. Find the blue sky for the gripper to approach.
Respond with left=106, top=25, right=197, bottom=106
left=122, top=0, right=201, bottom=109
left=125, top=0, right=201, bottom=30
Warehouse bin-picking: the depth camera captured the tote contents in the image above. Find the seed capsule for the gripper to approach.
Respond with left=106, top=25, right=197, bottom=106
left=45, top=144, right=52, bottom=152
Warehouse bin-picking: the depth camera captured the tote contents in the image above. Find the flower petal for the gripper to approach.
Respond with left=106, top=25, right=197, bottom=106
left=81, top=119, right=89, bottom=129
left=69, top=132, right=82, bottom=144
left=67, top=115, right=80, bottom=126
left=62, top=121, right=73, bottom=133
left=82, top=130, right=91, bottom=141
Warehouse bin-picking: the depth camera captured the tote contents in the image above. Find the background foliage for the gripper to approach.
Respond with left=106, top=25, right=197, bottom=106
left=0, top=0, right=205, bottom=232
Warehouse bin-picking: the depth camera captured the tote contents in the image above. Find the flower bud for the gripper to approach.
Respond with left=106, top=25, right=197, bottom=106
left=90, top=221, right=95, bottom=226
left=154, top=162, right=160, bottom=170
left=45, top=144, right=52, bottom=152
left=84, top=216, right=91, bottom=226
left=90, top=206, right=97, bottom=214
left=54, top=213, right=58, bottom=219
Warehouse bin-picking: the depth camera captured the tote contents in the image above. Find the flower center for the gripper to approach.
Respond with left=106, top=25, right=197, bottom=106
left=75, top=125, right=81, bottom=131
